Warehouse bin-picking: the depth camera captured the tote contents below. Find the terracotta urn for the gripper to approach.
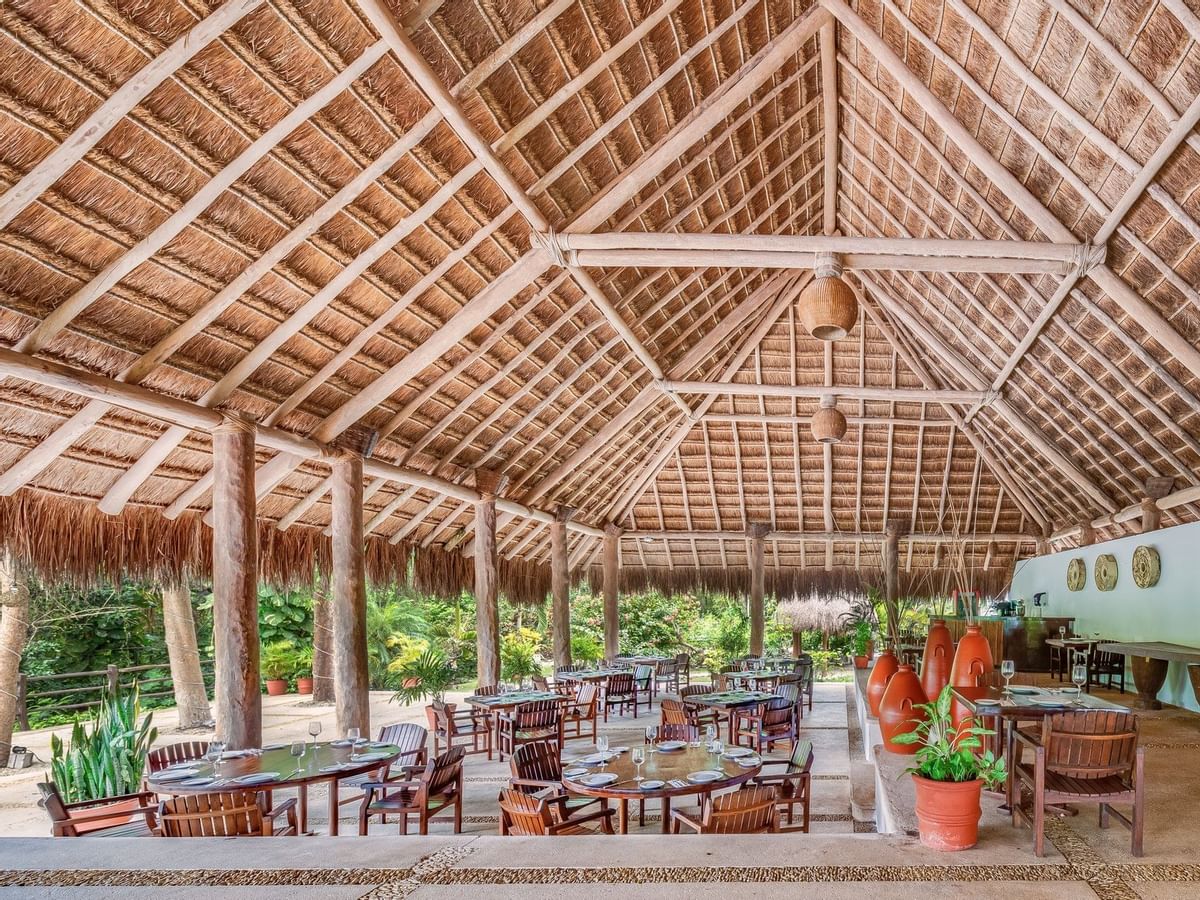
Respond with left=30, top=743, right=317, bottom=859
left=264, top=678, right=289, bottom=696
left=866, top=649, right=899, bottom=718
left=921, top=619, right=954, bottom=701
left=949, top=624, right=994, bottom=729
left=296, top=676, right=313, bottom=695
left=879, top=664, right=927, bottom=754
left=912, top=776, right=984, bottom=851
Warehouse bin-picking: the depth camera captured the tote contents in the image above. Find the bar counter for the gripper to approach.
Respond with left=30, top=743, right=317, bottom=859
left=942, top=616, right=1074, bottom=672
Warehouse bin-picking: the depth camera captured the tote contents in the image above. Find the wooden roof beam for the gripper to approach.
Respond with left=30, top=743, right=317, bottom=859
left=820, top=16, right=838, bottom=236
left=624, top=531, right=1035, bottom=543
left=664, top=381, right=987, bottom=404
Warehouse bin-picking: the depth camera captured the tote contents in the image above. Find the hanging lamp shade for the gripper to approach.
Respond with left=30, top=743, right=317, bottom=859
left=798, top=275, right=857, bottom=341
left=811, top=397, right=847, bottom=444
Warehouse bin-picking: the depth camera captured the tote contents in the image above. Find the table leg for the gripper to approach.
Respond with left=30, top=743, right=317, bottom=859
left=618, top=798, right=628, bottom=834
left=660, top=796, right=672, bottom=834
left=298, top=784, right=308, bottom=833
left=1187, top=665, right=1200, bottom=708
left=1130, top=656, right=1168, bottom=710
left=727, top=710, right=736, bottom=744
left=328, top=778, right=339, bottom=836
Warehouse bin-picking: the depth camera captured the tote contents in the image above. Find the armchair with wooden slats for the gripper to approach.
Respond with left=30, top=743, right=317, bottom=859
left=502, top=739, right=606, bottom=833
left=156, top=790, right=298, bottom=837
left=670, top=785, right=779, bottom=834
left=750, top=739, right=814, bottom=831
left=358, top=746, right=465, bottom=836
left=498, top=788, right=615, bottom=836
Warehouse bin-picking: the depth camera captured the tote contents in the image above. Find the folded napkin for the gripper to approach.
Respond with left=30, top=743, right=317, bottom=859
left=220, top=749, right=258, bottom=759
left=667, top=779, right=688, bottom=788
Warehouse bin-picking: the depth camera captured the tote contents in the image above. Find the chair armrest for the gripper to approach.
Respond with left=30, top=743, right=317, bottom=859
left=360, top=779, right=420, bottom=794
left=548, top=807, right=615, bottom=833
left=65, top=790, right=157, bottom=810
left=510, top=778, right=561, bottom=790
left=264, top=797, right=298, bottom=821
left=60, top=803, right=159, bottom=826
left=670, top=808, right=703, bottom=833
left=1013, top=728, right=1042, bottom=751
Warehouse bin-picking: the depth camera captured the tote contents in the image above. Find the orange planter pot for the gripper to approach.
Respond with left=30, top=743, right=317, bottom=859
left=912, top=776, right=983, bottom=851
left=865, top=649, right=899, bottom=718
left=921, top=619, right=954, bottom=701
left=879, top=664, right=927, bottom=754
left=296, top=677, right=313, bottom=695
left=265, top=679, right=289, bottom=696
left=950, top=624, right=994, bottom=729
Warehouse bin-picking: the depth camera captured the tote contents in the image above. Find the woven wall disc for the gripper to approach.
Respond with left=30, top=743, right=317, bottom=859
left=1093, top=553, right=1118, bottom=592
left=1132, top=546, right=1160, bottom=589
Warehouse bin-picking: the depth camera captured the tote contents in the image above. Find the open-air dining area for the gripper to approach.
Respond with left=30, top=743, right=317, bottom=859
left=3, top=0, right=1200, bottom=896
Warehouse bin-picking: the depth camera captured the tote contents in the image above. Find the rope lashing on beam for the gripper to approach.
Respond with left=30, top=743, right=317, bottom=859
left=529, top=229, right=575, bottom=267
left=1071, top=243, right=1107, bottom=277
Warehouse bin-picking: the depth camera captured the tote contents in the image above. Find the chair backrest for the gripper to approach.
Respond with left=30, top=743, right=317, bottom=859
left=516, top=699, right=561, bottom=729
left=633, top=664, right=653, bottom=687
left=157, top=790, right=268, bottom=837
left=661, top=698, right=689, bottom=726
left=656, top=661, right=678, bottom=677
left=532, top=675, right=550, bottom=692
left=423, top=747, right=466, bottom=797
left=431, top=698, right=454, bottom=732
left=510, top=739, right=562, bottom=784
left=788, top=739, right=815, bottom=773
left=475, top=684, right=503, bottom=696
left=574, top=682, right=598, bottom=712
left=658, top=722, right=698, bottom=743
left=37, top=783, right=71, bottom=832
left=674, top=652, right=689, bottom=668
left=498, top=788, right=555, bottom=835
left=607, top=671, right=634, bottom=694
left=775, top=683, right=801, bottom=707
left=760, top=698, right=794, bottom=731
left=556, top=664, right=582, bottom=674
left=147, top=741, right=210, bottom=773
left=378, top=722, right=428, bottom=761
left=700, top=785, right=779, bottom=833
left=38, top=782, right=147, bottom=837
left=1041, top=711, right=1139, bottom=779
left=681, top=683, right=714, bottom=698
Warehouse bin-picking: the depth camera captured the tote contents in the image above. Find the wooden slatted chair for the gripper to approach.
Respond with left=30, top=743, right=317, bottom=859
left=680, top=683, right=726, bottom=732
left=563, top=682, right=599, bottom=742
left=358, top=747, right=465, bottom=836
left=146, top=741, right=210, bottom=773
left=794, top=658, right=815, bottom=714
left=654, top=660, right=680, bottom=696
left=38, top=782, right=158, bottom=837
left=1012, top=710, right=1145, bottom=857
left=156, top=790, right=298, bottom=837
left=1088, top=648, right=1126, bottom=693
left=736, top=696, right=796, bottom=753
left=633, top=665, right=655, bottom=712
left=674, top=652, right=691, bottom=686
left=498, top=788, right=615, bottom=835
left=504, top=739, right=606, bottom=832
left=671, top=785, right=779, bottom=834
left=750, top=739, right=814, bottom=831
left=532, top=675, right=552, bottom=692
left=338, top=722, right=429, bottom=810
left=603, top=671, right=640, bottom=721
left=431, top=698, right=492, bottom=760
left=660, top=697, right=691, bottom=728
left=498, top=699, right=562, bottom=761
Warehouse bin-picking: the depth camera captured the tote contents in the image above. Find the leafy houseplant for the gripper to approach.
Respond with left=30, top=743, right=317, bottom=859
left=292, top=646, right=314, bottom=695
left=49, top=686, right=157, bottom=804
left=390, top=650, right=459, bottom=706
left=852, top=621, right=872, bottom=669
left=891, top=685, right=1006, bottom=851
left=500, top=633, right=541, bottom=688
left=261, top=640, right=296, bottom=695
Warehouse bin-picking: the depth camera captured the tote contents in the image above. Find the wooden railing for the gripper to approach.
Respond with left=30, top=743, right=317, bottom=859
left=15, top=659, right=214, bottom=729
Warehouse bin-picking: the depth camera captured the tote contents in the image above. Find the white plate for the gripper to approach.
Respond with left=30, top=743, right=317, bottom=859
left=577, top=772, right=618, bottom=787
left=577, top=752, right=613, bottom=765
left=721, top=747, right=753, bottom=759
left=686, top=770, right=724, bottom=784
left=1031, top=698, right=1068, bottom=707
left=735, top=756, right=762, bottom=768
left=562, top=767, right=589, bottom=778
left=656, top=740, right=686, bottom=752
left=179, top=776, right=215, bottom=787
left=350, top=751, right=390, bottom=763
left=1059, top=687, right=1081, bottom=695
left=365, top=741, right=392, bottom=749
left=164, top=760, right=200, bottom=770
left=220, top=749, right=255, bottom=760
left=1009, top=686, right=1040, bottom=695
left=329, top=739, right=354, bottom=747
left=150, top=768, right=200, bottom=782
left=612, top=746, right=629, bottom=753
left=640, top=780, right=665, bottom=790
left=232, top=772, right=280, bottom=785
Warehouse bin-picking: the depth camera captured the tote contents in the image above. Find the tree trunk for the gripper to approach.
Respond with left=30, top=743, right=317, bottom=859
left=311, top=573, right=334, bottom=703
left=747, top=524, right=769, bottom=656
left=884, top=523, right=902, bottom=651
left=0, top=553, right=29, bottom=766
left=602, top=526, right=621, bottom=660
left=162, top=579, right=210, bottom=729
left=331, top=454, right=370, bottom=738
left=550, top=513, right=572, bottom=670
left=211, top=415, right=261, bottom=749
left=475, top=487, right=500, bottom=688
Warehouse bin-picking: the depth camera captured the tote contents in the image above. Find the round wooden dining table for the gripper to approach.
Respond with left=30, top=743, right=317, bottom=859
left=146, top=741, right=405, bottom=835
left=562, top=744, right=761, bottom=833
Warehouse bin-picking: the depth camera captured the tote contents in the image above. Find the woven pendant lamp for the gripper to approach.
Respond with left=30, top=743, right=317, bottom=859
left=798, top=253, right=857, bottom=341
left=811, top=395, right=846, bottom=444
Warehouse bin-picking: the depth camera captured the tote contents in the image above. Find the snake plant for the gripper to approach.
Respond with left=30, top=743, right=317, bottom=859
left=48, top=685, right=157, bottom=803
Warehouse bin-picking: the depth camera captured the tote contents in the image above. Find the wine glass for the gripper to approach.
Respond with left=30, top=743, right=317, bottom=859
left=1059, top=625, right=1067, bottom=640
left=1000, top=659, right=1015, bottom=693
left=1072, top=663, right=1088, bottom=700
left=206, top=739, right=225, bottom=778
left=645, top=724, right=658, bottom=752
left=289, top=741, right=305, bottom=776
left=705, top=723, right=717, bottom=749
left=596, top=735, right=610, bottom=772
left=308, top=720, right=322, bottom=751
left=631, top=747, right=646, bottom=783
left=347, top=726, right=362, bottom=753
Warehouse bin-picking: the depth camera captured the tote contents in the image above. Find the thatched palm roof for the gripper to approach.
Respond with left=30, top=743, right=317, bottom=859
left=0, top=0, right=1197, bottom=600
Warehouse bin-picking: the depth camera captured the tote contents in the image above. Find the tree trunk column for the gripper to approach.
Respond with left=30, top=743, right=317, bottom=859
left=0, top=552, right=30, bottom=766
left=162, top=579, right=210, bottom=730
left=884, top=520, right=904, bottom=651
left=602, top=525, right=621, bottom=660
left=747, top=523, right=770, bottom=657
left=331, top=453, right=369, bottom=738
left=550, top=507, right=574, bottom=670
left=1141, top=477, right=1173, bottom=534
left=212, top=415, right=261, bottom=750
left=475, top=471, right=503, bottom=688
left=311, top=573, right=334, bottom=703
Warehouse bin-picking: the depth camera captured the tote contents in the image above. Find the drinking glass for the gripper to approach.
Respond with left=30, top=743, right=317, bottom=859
left=631, top=747, right=646, bottom=782
left=711, top=738, right=724, bottom=759
left=308, top=720, right=322, bottom=750
left=206, top=739, right=225, bottom=776
left=347, top=727, right=362, bottom=752
left=1000, top=659, right=1015, bottom=692
left=645, top=724, right=658, bottom=751
left=1072, top=663, right=1088, bottom=699
left=705, top=723, right=717, bottom=748
left=1059, top=625, right=1067, bottom=639
left=289, top=741, right=305, bottom=775
left=596, top=735, right=610, bottom=771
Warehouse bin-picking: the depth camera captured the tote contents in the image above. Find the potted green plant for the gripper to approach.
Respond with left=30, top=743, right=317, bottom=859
left=293, top=646, right=314, bottom=695
left=500, top=634, right=541, bottom=689
left=891, top=685, right=1006, bottom=851
left=390, top=650, right=461, bottom=736
left=261, top=640, right=296, bottom=695
left=852, top=621, right=872, bottom=669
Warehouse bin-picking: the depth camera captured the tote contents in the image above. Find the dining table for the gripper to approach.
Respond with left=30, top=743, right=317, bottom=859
left=725, top=669, right=789, bottom=690
left=1096, top=641, right=1200, bottom=709
left=561, top=742, right=762, bottom=833
left=555, top=668, right=623, bottom=683
left=465, top=689, right=567, bottom=747
left=1045, top=637, right=1101, bottom=678
left=682, top=689, right=777, bottom=742
left=145, top=740, right=406, bottom=835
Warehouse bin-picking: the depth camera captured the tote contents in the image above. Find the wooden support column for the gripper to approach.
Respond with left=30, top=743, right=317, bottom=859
left=1141, top=477, right=1174, bottom=533
left=0, top=552, right=30, bottom=765
left=475, top=471, right=503, bottom=688
left=1036, top=524, right=1054, bottom=557
left=550, top=506, right=574, bottom=671
left=331, top=453, right=369, bottom=737
left=602, top=525, right=622, bottom=660
left=162, top=579, right=211, bottom=730
left=884, top=520, right=904, bottom=650
left=211, top=415, right=260, bottom=750
left=747, top=523, right=770, bottom=656
left=311, top=573, right=334, bottom=703
left=1077, top=521, right=1096, bottom=547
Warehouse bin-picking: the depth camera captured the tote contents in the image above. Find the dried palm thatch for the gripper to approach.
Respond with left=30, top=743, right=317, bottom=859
left=0, top=0, right=1195, bottom=603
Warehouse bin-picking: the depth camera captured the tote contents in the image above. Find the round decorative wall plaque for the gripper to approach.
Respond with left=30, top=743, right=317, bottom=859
left=1066, top=558, right=1086, bottom=592
left=1093, top=553, right=1118, bottom=592
left=1132, top=545, right=1161, bottom=589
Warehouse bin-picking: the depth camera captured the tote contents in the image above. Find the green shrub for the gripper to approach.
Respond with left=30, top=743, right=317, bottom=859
left=48, top=686, right=157, bottom=803
left=571, top=631, right=603, bottom=664
left=389, top=649, right=460, bottom=705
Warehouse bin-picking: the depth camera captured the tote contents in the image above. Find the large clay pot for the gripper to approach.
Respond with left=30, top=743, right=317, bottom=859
left=296, top=676, right=313, bottom=695
left=921, top=619, right=954, bottom=701
left=912, top=776, right=983, bottom=851
left=950, top=624, right=994, bottom=729
left=866, top=649, right=899, bottom=718
left=879, top=664, right=927, bottom=754
left=265, top=678, right=289, bottom=696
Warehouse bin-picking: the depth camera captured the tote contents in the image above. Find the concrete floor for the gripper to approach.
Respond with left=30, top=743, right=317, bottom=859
left=2, top=680, right=1199, bottom=898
